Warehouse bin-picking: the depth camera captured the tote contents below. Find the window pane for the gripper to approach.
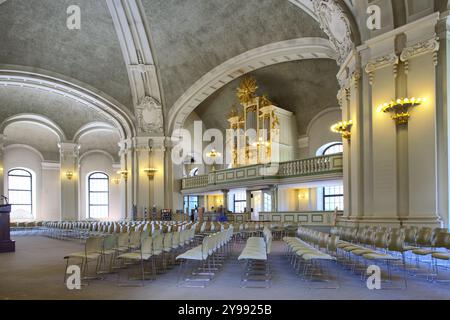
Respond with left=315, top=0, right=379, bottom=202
left=8, top=176, right=32, bottom=190
left=89, top=206, right=108, bottom=219
left=88, top=172, right=109, bottom=218
left=89, top=179, right=108, bottom=192
left=324, top=144, right=343, bottom=155
left=9, top=191, right=32, bottom=205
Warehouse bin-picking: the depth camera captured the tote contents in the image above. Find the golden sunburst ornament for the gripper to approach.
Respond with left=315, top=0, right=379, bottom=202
left=237, top=77, right=258, bottom=104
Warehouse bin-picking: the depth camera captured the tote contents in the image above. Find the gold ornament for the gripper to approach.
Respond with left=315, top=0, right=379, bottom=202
left=237, top=77, right=258, bottom=104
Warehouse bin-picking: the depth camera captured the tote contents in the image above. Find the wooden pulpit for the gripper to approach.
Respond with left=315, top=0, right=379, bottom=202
left=0, top=204, right=15, bottom=253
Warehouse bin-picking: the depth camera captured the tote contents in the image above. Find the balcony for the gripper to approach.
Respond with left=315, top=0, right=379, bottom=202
left=181, top=153, right=343, bottom=192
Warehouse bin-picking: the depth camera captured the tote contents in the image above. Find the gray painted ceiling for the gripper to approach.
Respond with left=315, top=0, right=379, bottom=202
left=4, top=122, right=60, bottom=161
left=142, top=0, right=326, bottom=112
left=194, top=59, right=340, bottom=136
left=0, top=0, right=132, bottom=110
left=0, top=86, right=114, bottom=140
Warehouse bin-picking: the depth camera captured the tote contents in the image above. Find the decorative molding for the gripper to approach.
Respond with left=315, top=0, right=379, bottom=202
left=73, top=122, right=118, bottom=143
left=58, top=143, right=80, bottom=158
left=311, top=0, right=355, bottom=65
left=400, top=37, right=440, bottom=71
left=168, top=37, right=337, bottom=134
left=78, top=149, right=116, bottom=164
left=135, top=96, right=164, bottom=134
left=364, top=53, right=399, bottom=85
left=41, top=162, right=61, bottom=170
left=0, top=67, right=135, bottom=139
left=107, top=0, right=164, bottom=134
left=0, top=113, right=66, bottom=142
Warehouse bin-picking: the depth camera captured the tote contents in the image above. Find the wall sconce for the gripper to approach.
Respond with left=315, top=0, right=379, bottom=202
left=117, top=170, right=128, bottom=181
left=65, top=171, right=74, bottom=180
left=331, top=120, right=353, bottom=140
left=112, top=177, right=120, bottom=185
left=377, top=97, right=425, bottom=125
left=143, top=168, right=158, bottom=179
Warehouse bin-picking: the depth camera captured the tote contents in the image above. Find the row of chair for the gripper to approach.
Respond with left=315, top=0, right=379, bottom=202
left=237, top=227, right=273, bottom=288
left=283, top=228, right=338, bottom=288
left=331, top=225, right=450, bottom=285
left=176, top=227, right=234, bottom=287
left=64, top=224, right=198, bottom=286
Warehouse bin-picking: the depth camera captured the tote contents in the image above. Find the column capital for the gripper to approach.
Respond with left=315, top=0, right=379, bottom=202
left=58, top=142, right=80, bottom=157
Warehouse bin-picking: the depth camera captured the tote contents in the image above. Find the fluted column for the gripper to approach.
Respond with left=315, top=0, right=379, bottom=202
left=0, top=135, right=5, bottom=198
left=58, top=143, right=80, bottom=221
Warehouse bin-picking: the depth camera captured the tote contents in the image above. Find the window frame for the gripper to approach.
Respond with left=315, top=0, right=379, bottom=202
left=8, top=168, right=33, bottom=216
left=322, top=186, right=344, bottom=211
left=233, top=194, right=246, bottom=213
left=323, top=143, right=344, bottom=155
left=88, top=172, right=109, bottom=219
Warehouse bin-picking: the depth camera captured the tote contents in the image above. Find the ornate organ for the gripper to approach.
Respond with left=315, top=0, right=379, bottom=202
left=227, top=77, right=296, bottom=168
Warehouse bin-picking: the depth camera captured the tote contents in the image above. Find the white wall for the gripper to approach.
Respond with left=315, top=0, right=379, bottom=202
left=3, top=146, right=60, bottom=221
left=79, top=152, right=121, bottom=221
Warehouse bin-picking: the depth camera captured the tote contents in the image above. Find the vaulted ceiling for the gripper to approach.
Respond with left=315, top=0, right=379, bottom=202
left=0, top=0, right=440, bottom=154
left=195, top=59, right=340, bottom=136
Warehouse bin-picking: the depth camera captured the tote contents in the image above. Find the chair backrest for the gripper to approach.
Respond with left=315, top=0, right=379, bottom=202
left=405, top=227, right=418, bottom=244
left=86, top=237, right=103, bottom=254
left=416, top=227, right=433, bottom=246
left=130, top=231, right=141, bottom=248
left=153, top=234, right=164, bottom=252
left=141, top=237, right=153, bottom=255
left=387, top=233, right=406, bottom=252
left=172, top=231, right=180, bottom=247
left=164, top=232, right=173, bottom=248
left=104, top=235, right=117, bottom=251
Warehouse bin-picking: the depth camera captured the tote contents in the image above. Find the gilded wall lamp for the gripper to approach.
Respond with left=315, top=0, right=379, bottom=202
left=65, top=171, right=74, bottom=180
left=331, top=120, right=353, bottom=141
left=117, top=169, right=128, bottom=181
left=377, top=97, right=425, bottom=125
left=143, top=168, right=158, bottom=180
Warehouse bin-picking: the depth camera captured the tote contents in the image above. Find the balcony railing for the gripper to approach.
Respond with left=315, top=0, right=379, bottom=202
left=181, top=153, right=343, bottom=191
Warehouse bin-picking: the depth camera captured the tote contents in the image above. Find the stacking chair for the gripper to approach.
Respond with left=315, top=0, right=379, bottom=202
left=64, top=237, right=104, bottom=284
left=176, top=235, right=213, bottom=288
left=117, top=237, right=155, bottom=286
left=238, top=228, right=273, bottom=288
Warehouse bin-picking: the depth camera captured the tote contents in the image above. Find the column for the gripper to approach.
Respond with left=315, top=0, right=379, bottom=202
left=134, top=137, right=152, bottom=220
left=118, top=140, right=133, bottom=220
left=436, top=13, right=450, bottom=228
left=58, top=143, right=80, bottom=221
left=0, top=135, right=5, bottom=198
left=222, top=189, right=229, bottom=212
left=246, top=190, right=252, bottom=214
left=270, top=185, right=278, bottom=212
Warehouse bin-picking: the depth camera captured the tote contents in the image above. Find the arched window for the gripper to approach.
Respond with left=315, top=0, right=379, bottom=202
left=8, top=169, right=33, bottom=220
left=317, top=143, right=344, bottom=211
left=323, top=143, right=343, bottom=155
left=88, top=172, right=109, bottom=219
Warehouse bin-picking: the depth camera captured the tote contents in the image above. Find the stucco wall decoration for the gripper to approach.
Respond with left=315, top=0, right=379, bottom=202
left=135, top=96, right=164, bottom=134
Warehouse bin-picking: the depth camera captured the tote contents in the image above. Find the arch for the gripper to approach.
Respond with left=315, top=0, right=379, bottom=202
left=316, top=141, right=343, bottom=156
left=79, top=149, right=117, bottom=165
left=0, top=66, right=136, bottom=139
left=306, top=107, right=342, bottom=137
left=73, top=122, right=118, bottom=143
left=0, top=114, right=66, bottom=142
left=168, top=37, right=337, bottom=135
left=4, top=144, right=45, bottom=162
